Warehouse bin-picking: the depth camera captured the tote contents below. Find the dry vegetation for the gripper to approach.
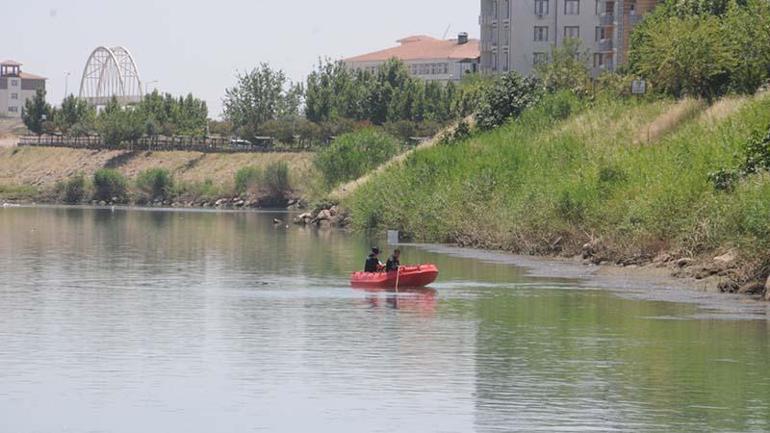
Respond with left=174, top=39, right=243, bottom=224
left=0, top=146, right=317, bottom=198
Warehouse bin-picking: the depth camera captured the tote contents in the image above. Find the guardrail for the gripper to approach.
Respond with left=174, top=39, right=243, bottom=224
left=17, top=135, right=310, bottom=153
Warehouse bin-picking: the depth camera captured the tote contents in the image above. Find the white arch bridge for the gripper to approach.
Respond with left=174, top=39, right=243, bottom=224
left=78, top=46, right=143, bottom=107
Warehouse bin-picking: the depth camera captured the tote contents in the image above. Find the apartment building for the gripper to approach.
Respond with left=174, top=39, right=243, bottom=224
left=345, top=33, right=480, bottom=82
left=0, top=60, right=46, bottom=118
left=480, top=0, right=660, bottom=76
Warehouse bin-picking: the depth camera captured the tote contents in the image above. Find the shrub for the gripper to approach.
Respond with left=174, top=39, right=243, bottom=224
left=234, top=166, right=262, bottom=194
left=263, top=161, right=290, bottom=197
left=541, top=90, right=581, bottom=121
left=93, top=168, right=128, bottom=202
left=535, top=38, right=591, bottom=95
left=176, top=178, right=223, bottom=202
left=630, top=2, right=770, bottom=99
left=709, top=168, right=740, bottom=192
left=476, top=72, right=542, bottom=130
left=314, top=128, right=401, bottom=187
left=63, top=174, right=86, bottom=204
left=709, top=127, right=770, bottom=191
left=136, top=168, right=173, bottom=201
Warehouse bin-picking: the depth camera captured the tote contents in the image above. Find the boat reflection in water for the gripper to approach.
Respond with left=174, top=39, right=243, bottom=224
left=353, top=286, right=438, bottom=313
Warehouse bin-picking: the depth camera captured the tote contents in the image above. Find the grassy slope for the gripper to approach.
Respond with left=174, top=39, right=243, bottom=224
left=347, top=92, right=770, bottom=273
left=0, top=147, right=318, bottom=200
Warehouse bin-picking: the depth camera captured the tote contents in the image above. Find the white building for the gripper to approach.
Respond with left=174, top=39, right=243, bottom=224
left=480, top=0, right=661, bottom=76
left=0, top=60, right=46, bottom=118
left=345, top=33, right=480, bottom=82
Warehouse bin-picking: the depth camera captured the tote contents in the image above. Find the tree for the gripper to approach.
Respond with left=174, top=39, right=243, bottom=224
left=97, top=97, right=144, bottom=147
left=137, top=90, right=208, bottom=137
left=629, top=0, right=769, bottom=98
left=476, top=72, right=542, bottom=130
left=54, top=95, right=95, bottom=135
left=223, top=64, right=302, bottom=140
left=535, top=38, right=591, bottom=94
left=631, top=14, right=735, bottom=99
left=21, top=88, right=52, bottom=135
left=722, top=0, right=770, bottom=93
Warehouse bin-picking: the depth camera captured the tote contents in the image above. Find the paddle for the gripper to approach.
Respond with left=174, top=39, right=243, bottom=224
left=394, top=265, right=401, bottom=294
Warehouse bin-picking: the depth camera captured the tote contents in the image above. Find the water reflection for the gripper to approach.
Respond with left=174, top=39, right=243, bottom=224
left=0, top=206, right=768, bottom=433
left=352, top=287, right=438, bottom=314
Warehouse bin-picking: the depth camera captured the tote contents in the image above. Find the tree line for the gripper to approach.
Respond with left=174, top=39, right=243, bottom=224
left=221, top=59, right=487, bottom=146
left=23, top=0, right=770, bottom=149
left=22, top=89, right=209, bottom=146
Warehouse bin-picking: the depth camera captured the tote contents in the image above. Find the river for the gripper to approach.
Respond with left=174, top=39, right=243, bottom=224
left=1, top=206, right=769, bottom=433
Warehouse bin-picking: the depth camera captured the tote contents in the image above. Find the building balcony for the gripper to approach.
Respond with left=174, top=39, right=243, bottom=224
left=479, top=15, right=497, bottom=26
left=597, top=38, right=613, bottom=52
left=599, top=12, right=615, bottom=26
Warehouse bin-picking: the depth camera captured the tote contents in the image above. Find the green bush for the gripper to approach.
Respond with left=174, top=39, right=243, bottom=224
left=263, top=161, right=290, bottom=197
left=63, top=174, right=86, bottom=204
left=314, top=128, right=401, bottom=187
left=136, top=168, right=173, bottom=201
left=476, top=72, right=542, bottom=130
left=234, top=166, right=262, bottom=194
left=630, top=1, right=770, bottom=98
left=93, top=169, right=128, bottom=202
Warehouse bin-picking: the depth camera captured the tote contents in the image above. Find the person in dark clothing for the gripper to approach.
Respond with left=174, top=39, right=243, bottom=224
left=364, top=247, right=383, bottom=272
left=385, top=249, right=401, bottom=273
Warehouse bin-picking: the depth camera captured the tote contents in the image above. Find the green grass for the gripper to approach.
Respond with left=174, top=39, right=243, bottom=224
left=347, top=92, right=770, bottom=269
left=0, top=184, right=40, bottom=200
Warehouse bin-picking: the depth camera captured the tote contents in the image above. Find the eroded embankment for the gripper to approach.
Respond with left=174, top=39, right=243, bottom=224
left=0, top=146, right=316, bottom=206
left=343, top=92, right=770, bottom=299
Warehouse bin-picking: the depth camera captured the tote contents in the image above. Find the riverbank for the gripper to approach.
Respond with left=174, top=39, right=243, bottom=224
left=0, top=146, right=320, bottom=208
left=344, top=92, right=770, bottom=301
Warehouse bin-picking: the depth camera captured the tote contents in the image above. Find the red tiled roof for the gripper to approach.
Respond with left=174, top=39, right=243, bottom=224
left=1, top=59, right=23, bottom=66
left=20, top=72, right=46, bottom=80
left=345, top=35, right=480, bottom=63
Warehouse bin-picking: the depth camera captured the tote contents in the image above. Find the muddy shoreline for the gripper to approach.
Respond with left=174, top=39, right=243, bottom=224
left=413, top=244, right=770, bottom=319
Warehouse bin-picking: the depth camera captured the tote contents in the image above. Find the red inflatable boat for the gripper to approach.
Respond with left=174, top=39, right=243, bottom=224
left=350, top=264, right=439, bottom=289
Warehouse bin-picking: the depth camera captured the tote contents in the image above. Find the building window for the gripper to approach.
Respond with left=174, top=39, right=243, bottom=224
left=593, top=53, right=612, bottom=68
left=10, top=93, right=18, bottom=100
left=503, top=52, right=510, bottom=71
left=564, top=0, right=580, bottom=15
left=534, top=26, right=549, bottom=41
left=504, top=25, right=511, bottom=45
left=504, top=0, right=510, bottom=18
left=595, top=26, right=609, bottom=41
left=535, top=0, right=549, bottom=16
left=10, top=79, right=18, bottom=87
left=8, top=106, right=18, bottom=113
left=492, top=53, right=498, bottom=71
left=533, top=52, right=548, bottom=65
left=595, top=0, right=601, bottom=14
left=492, top=0, right=498, bottom=18
left=564, top=26, right=580, bottom=39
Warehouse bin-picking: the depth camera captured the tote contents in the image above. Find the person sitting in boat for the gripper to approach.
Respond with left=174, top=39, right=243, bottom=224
left=364, top=247, right=384, bottom=272
left=385, top=249, right=401, bottom=273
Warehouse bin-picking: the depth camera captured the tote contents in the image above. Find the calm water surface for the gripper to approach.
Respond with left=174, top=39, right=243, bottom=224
left=1, top=206, right=769, bottom=433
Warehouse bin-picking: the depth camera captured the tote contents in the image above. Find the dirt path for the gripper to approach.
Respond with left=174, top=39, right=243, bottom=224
left=0, top=137, right=17, bottom=148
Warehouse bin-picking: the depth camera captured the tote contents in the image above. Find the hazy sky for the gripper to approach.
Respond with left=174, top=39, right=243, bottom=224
left=7, top=0, right=479, bottom=117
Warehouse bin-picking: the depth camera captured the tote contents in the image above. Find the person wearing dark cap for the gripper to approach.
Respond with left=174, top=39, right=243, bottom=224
left=364, top=247, right=384, bottom=273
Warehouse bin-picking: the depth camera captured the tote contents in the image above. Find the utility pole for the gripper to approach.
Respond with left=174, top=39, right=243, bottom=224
left=64, top=71, right=71, bottom=97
